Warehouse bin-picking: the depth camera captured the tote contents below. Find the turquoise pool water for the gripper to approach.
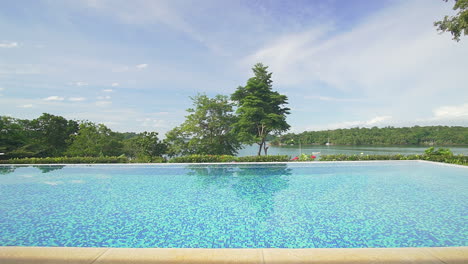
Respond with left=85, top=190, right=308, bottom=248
left=0, top=161, right=466, bottom=248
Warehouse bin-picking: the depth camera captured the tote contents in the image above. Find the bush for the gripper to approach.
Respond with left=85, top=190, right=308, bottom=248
left=168, top=154, right=290, bottom=163
left=291, top=153, right=317, bottom=161
left=236, top=155, right=290, bottom=162
left=0, top=156, right=129, bottom=164
left=168, top=155, right=237, bottom=163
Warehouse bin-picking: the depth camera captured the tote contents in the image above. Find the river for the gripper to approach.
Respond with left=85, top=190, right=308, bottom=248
left=237, top=144, right=468, bottom=157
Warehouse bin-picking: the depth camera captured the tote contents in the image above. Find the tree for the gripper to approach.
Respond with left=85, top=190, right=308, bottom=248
left=66, top=122, right=123, bottom=157
left=124, top=132, right=167, bottom=162
left=29, top=113, right=78, bottom=156
left=0, top=116, right=30, bottom=159
left=434, top=0, right=468, bottom=41
left=231, top=63, right=290, bottom=155
left=165, top=94, right=241, bottom=156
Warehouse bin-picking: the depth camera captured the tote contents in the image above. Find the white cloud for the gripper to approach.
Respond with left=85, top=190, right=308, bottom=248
left=44, top=96, right=65, bottom=101
left=18, top=104, right=33, bottom=108
left=305, top=95, right=364, bottom=102
left=242, top=0, right=468, bottom=118
left=0, top=42, right=18, bottom=48
left=111, top=82, right=119, bottom=87
left=95, top=101, right=112, bottom=107
left=69, top=97, right=86, bottom=102
left=0, top=88, right=4, bottom=91
left=136, top=63, right=148, bottom=69
left=103, top=89, right=113, bottom=92
left=311, top=116, right=393, bottom=131
left=97, top=95, right=111, bottom=100
left=69, top=81, right=88, bottom=87
left=433, top=104, right=468, bottom=119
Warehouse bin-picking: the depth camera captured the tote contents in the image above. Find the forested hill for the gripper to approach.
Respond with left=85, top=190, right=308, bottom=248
left=271, top=126, right=468, bottom=146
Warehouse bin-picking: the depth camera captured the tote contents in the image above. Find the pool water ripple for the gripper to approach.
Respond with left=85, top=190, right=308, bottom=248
left=0, top=161, right=466, bottom=248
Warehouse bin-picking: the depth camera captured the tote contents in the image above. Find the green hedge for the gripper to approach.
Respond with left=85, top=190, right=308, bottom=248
left=318, top=154, right=468, bottom=166
left=0, top=156, right=130, bottom=164
left=236, top=155, right=290, bottom=162
left=168, top=155, right=237, bottom=163
left=168, top=154, right=290, bottom=163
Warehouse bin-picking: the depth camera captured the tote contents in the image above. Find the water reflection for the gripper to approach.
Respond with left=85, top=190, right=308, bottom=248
left=0, top=166, right=17, bottom=175
left=0, top=165, right=65, bottom=175
left=187, top=164, right=292, bottom=219
left=34, top=165, right=65, bottom=174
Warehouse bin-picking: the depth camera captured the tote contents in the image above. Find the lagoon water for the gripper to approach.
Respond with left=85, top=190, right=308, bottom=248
left=237, top=145, right=468, bottom=157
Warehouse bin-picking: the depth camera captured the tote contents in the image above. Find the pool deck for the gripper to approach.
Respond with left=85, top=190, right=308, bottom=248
left=0, top=246, right=467, bottom=264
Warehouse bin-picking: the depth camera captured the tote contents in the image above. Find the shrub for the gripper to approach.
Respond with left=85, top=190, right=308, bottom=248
left=168, top=155, right=290, bottom=163
left=0, top=156, right=129, bottom=164
left=236, top=155, right=290, bottom=162
left=168, top=155, right=237, bottom=163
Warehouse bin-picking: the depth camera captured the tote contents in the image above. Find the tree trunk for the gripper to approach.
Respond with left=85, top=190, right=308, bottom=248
left=263, top=144, right=269, bottom=155
left=257, top=141, right=263, bottom=156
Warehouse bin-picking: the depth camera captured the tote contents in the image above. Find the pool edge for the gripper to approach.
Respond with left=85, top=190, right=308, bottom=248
left=0, top=246, right=466, bottom=264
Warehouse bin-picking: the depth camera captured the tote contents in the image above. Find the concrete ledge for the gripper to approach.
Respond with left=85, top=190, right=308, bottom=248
left=0, top=247, right=466, bottom=264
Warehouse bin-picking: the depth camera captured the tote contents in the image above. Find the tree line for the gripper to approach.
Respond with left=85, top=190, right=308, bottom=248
left=1, top=63, right=290, bottom=160
left=271, top=126, right=468, bottom=146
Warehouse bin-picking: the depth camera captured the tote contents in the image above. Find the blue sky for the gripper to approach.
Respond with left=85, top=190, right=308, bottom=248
left=1, top=0, right=467, bottom=135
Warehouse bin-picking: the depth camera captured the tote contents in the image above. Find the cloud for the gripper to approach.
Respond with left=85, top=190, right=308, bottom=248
left=0, top=42, right=18, bottom=48
left=305, top=95, right=364, bottom=102
left=95, top=101, right=112, bottom=107
left=69, top=81, right=88, bottom=87
left=103, top=89, right=113, bottom=92
left=18, top=104, right=33, bottom=108
left=69, top=97, right=86, bottom=102
left=44, top=96, right=65, bottom=101
left=310, top=116, right=393, bottom=131
left=432, top=103, right=468, bottom=120
left=111, top=82, right=119, bottom=87
left=0, top=88, right=4, bottom=91
left=242, top=1, right=468, bottom=109
left=97, top=95, right=111, bottom=100
left=136, top=63, right=148, bottom=69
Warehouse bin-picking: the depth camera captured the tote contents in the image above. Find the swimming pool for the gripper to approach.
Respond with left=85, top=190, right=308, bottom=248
left=0, top=161, right=466, bottom=248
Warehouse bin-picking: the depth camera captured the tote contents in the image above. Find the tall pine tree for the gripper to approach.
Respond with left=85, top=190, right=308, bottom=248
left=232, top=63, right=290, bottom=155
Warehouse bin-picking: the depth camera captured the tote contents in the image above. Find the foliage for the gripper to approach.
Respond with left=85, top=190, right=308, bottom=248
left=29, top=113, right=79, bottom=157
left=231, top=63, right=290, bottom=155
left=319, top=148, right=467, bottom=166
left=123, top=132, right=167, bottom=162
left=0, top=156, right=129, bottom=164
left=168, top=154, right=290, bottom=163
left=272, top=126, right=468, bottom=146
left=168, top=154, right=237, bottom=163
left=424, top=146, right=453, bottom=156
left=236, top=155, right=290, bottom=162
left=0, top=114, right=78, bottom=159
left=165, top=94, right=241, bottom=156
left=65, top=122, right=124, bottom=157
left=291, top=153, right=317, bottom=161
left=434, top=0, right=468, bottom=41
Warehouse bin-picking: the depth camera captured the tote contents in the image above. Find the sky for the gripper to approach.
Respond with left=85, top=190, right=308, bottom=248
left=1, top=0, right=467, bottom=135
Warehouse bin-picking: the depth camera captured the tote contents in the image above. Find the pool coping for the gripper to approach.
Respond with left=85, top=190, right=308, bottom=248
left=0, top=246, right=467, bottom=263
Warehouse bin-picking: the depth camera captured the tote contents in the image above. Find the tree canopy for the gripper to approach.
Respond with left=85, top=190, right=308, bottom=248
left=165, top=94, right=241, bottom=156
left=231, top=63, right=290, bottom=155
left=435, top=0, right=468, bottom=41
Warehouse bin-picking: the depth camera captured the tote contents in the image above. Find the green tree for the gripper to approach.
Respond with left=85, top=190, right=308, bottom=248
left=66, top=122, right=123, bottom=157
left=165, top=94, right=241, bottom=156
left=434, top=0, right=468, bottom=41
left=231, top=63, right=290, bottom=155
left=124, top=132, right=167, bottom=162
left=0, top=116, right=30, bottom=159
left=29, top=113, right=78, bottom=156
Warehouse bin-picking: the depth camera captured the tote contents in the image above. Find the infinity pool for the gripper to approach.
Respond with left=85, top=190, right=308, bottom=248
left=0, top=161, right=466, bottom=248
